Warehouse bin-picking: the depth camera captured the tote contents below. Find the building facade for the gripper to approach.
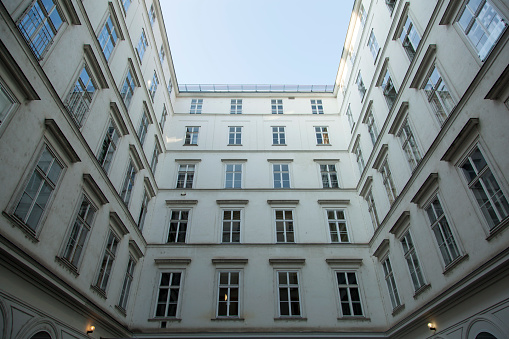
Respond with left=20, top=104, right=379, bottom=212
left=0, top=0, right=508, bottom=338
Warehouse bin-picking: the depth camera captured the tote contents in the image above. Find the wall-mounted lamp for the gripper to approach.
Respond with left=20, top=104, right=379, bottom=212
left=428, top=322, right=436, bottom=331
left=87, top=326, right=95, bottom=334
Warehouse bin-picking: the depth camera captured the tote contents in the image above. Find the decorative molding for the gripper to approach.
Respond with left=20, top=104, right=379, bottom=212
left=44, top=119, right=81, bottom=163
left=361, top=100, right=374, bottom=123
left=211, top=258, right=248, bottom=265
left=129, top=144, right=145, bottom=171
left=388, top=102, right=409, bottom=134
left=175, top=159, right=201, bottom=163
left=0, top=40, right=39, bottom=100
left=351, top=134, right=361, bottom=153
left=375, top=58, right=390, bottom=87
left=317, top=200, right=350, bottom=205
left=393, top=2, right=410, bottom=40
left=389, top=211, right=411, bottom=237
left=485, top=64, right=509, bottom=100
left=127, top=58, right=140, bottom=86
left=359, top=176, right=373, bottom=198
left=108, top=2, right=125, bottom=40
left=154, top=136, right=163, bottom=153
left=110, top=102, right=129, bottom=135
left=165, top=200, right=198, bottom=205
left=142, top=101, right=154, bottom=124
left=325, top=258, right=363, bottom=268
left=440, top=0, right=463, bottom=25
left=83, top=174, right=108, bottom=205
left=410, top=44, right=437, bottom=88
left=221, top=159, right=247, bottom=162
left=216, top=200, right=249, bottom=205
left=269, top=258, right=305, bottom=266
left=128, top=240, right=143, bottom=259
left=411, top=173, right=439, bottom=206
left=313, top=159, right=340, bottom=163
left=144, top=177, right=156, bottom=198
left=154, top=258, right=191, bottom=266
left=441, top=118, right=480, bottom=161
left=266, top=159, right=294, bottom=163
left=373, top=239, right=390, bottom=259
left=83, top=45, right=107, bottom=88
left=267, top=200, right=299, bottom=205
left=109, top=212, right=129, bottom=236
left=372, top=144, right=389, bottom=170
left=61, top=0, right=81, bottom=24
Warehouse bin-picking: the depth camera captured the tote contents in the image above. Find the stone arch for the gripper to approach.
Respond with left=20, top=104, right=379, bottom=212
left=16, top=318, right=59, bottom=339
left=466, top=317, right=509, bottom=339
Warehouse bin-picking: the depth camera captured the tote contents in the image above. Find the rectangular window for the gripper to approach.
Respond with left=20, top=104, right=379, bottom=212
left=150, top=145, right=160, bottom=174
left=155, top=272, right=181, bottom=317
left=311, top=99, right=323, bottom=114
left=327, top=209, right=349, bottom=243
left=137, top=192, right=149, bottom=231
left=65, top=66, right=95, bottom=128
left=425, top=196, right=461, bottom=266
left=137, top=111, right=149, bottom=146
left=385, top=0, right=396, bottom=15
left=423, top=65, right=455, bottom=125
left=277, top=271, right=300, bottom=316
left=271, top=99, right=283, bottom=114
left=168, top=210, right=188, bottom=243
left=230, top=99, right=242, bottom=114
left=225, top=164, right=242, bottom=188
left=356, top=72, right=366, bottom=101
left=122, top=0, right=131, bottom=13
left=149, top=71, right=159, bottom=102
left=61, top=195, right=96, bottom=268
left=382, top=257, right=401, bottom=309
left=217, top=271, right=240, bottom=317
left=159, top=105, right=167, bottom=130
left=136, top=29, right=148, bottom=62
left=401, top=231, right=426, bottom=291
left=381, top=69, right=397, bottom=110
left=458, top=0, right=507, bottom=61
left=222, top=210, right=241, bottom=243
left=17, top=0, right=63, bottom=60
left=366, top=190, right=380, bottom=229
left=98, top=15, right=118, bottom=61
left=460, top=147, right=509, bottom=228
left=354, top=144, right=365, bottom=174
left=14, top=146, right=63, bottom=232
left=275, top=210, right=294, bottom=243
left=321, top=164, right=339, bottom=188
left=149, top=4, right=156, bottom=26
left=360, top=4, right=367, bottom=27
left=120, top=160, right=136, bottom=205
left=159, top=45, right=165, bottom=63
left=118, top=256, right=136, bottom=310
left=184, top=127, right=199, bottom=145
left=380, top=159, right=397, bottom=204
left=189, top=99, right=203, bottom=114
left=272, top=126, right=286, bottom=145
left=346, top=104, right=355, bottom=131
left=400, top=16, right=421, bottom=61
left=365, top=109, right=378, bottom=146
left=120, top=69, right=136, bottom=108
left=97, top=120, right=120, bottom=173
left=315, top=126, right=330, bottom=145
left=273, top=164, right=290, bottom=188
left=368, top=30, right=380, bottom=61
left=176, top=164, right=195, bottom=189
left=0, top=82, right=16, bottom=127
left=398, top=119, right=421, bottom=170
left=336, top=271, right=363, bottom=316
left=168, top=79, right=173, bottom=94
left=228, top=126, right=242, bottom=145
left=95, top=230, right=119, bottom=292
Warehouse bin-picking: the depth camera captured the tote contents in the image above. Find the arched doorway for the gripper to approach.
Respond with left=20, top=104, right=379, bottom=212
left=30, top=331, right=52, bottom=339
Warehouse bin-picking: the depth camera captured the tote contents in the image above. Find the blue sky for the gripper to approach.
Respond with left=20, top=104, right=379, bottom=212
left=160, top=0, right=355, bottom=86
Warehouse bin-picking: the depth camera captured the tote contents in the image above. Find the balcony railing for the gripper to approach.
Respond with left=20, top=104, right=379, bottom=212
left=178, top=84, right=335, bottom=93
left=65, top=88, right=92, bottom=128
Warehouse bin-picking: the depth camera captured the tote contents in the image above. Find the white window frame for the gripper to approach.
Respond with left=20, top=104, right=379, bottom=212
left=315, top=126, right=330, bottom=145
left=176, top=163, right=195, bottom=189
left=272, top=163, right=291, bottom=188
left=137, top=110, right=149, bottom=146
left=154, top=271, right=184, bottom=318
left=221, top=209, right=242, bottom=243
left=137, top=192, right=149, bottom=231
left=150, top=144, right=160, bottom=174
left=189, top=99, right=203, bottom=114
left=326, top=209, right=350, bottom=243
left=367, top=29, right=380, bottom=61
left=335, top=271, right=364, bottom=317
left=117, top=256, right=136, bottom=311
left=379, top=159, right=397, bottom=205
left=97, top=14, right=118, bottom=62
left=65, top=65, right=96, bottom=128
left=216, top=270, right=241, bottom=318
left=0, top=80, right=18, bottom=133
left=422, top=63, right=456, bottom=125
left=400, top=231, right=427, bottom=291
left=97, top=119, right=120, bottom=173
left=149, top=71, right=159, bottom=102
left=228, top=126, right=242, bottom=145
left=399, top=15, right=421, bottom=61
left=272, top=126, right=286, bottom=145
left=230, top=99, right=242, bottom=114
left=159, top=105, right=167, bottom=130
left=381, top=68, right=398, bottom=110
left=397, top=118, right=422, bottom=171
left=136, top=29, right=148, bottom=62
left=167, top=209, right=190, bottom=243
left=274, top=209, right=295, bottom=243
left=381, top=256, right=401, bottom=310
left=120, top=159, right=136, bottom=206
left=320, top=164, right=339, bottom=188
left=356, top=71, right=366, bottom=101
left=346, top=103, right=355, bottom=131
left=366, top=189, right=380, bottom=229
left=276, top=270, right=302, bottom=317
left=94, top=229, right=120, bottom=293
left=354, top=143, right=365, bottom=174
left=184, top=126, right=199, bottom=145
left=311, top=99, right=323, bottom=114
left=120, top=68, right=136, bottom=108
left=225, top=163, right=242, bottom=189
left=271, top=99, right=283, bottom=114
left=365, top=108, right=379, bottom=146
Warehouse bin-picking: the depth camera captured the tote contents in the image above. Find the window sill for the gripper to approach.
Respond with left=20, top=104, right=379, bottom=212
left=183, top=144, right=198, bottom=146
left=274, top=317, right=307, bottom=321
left=337, top=316, right=370, bottom=321
left=486, top=216, right=509, bottom=241
left=2, top=211, right=39, bottom=243
left=391, top=304, right=405, bottom=316
left=115, top=305, right=127, bottom=317
left=443, top=254, right=469, bottom=275
left=211, top=317, right=244, bottom=321
left=148, top=317, right=182, bottom=322
left=227, top=144, right=243, bottom=146
left=316, top=144, right=332, bottom=146
left=272, top=144, right=287, bottom=146
left=413, top=283, right=431, bottom=299
left=54, top=256, right=79, bottom=277
left=90, top=284, right=107, bottom=299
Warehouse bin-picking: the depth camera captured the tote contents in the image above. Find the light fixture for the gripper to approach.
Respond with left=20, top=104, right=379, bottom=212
left=87, top=325, right=95, bottom=334
left=428, top=322, right=436, bottom=331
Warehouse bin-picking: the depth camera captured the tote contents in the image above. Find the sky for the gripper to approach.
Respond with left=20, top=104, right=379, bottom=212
left=160, top=0, right=355, bottom=86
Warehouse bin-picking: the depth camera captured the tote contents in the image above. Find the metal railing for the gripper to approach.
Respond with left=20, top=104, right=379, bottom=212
left=178, top=84, right=335, bottom=93
left=65, top=88, right=91, bottom=128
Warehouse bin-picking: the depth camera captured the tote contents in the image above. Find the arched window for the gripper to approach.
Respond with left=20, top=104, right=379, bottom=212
left=476, top=332, right=497, bottom=339
left=31, top=331, right=52, bottom=339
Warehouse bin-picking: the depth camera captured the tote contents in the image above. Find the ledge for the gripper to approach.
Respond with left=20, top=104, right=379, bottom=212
left=148, top=317, right=181, bottom=322
left=392, top=2, right=410, bottom=39
left=485, top=64, right=509, bottom=100
left=411, top=173, right=439, bottom=206
left=83, top=45, right=107, bottom=88
left=388, top=102, right=409, bottom=134
left=267, top=200, right=299, bottom=205
left=440, top=0, right=462, bottom=25
left=375, top=58, right=390, bottom=87
left=0, top=40, right=39, bottom=100
left=142, top=101, right=154, bottom=124
left=267, top=159, right=293, bottom=163
left=486, top=217, right=509, bottom=241
left=109, top=212, right=129, bottom=236
left=443, top=254, right=469, bottom=275
left=391, top=304, right=405, bottom=317
left=90, top=284, right=107, bottom=300
left=313, top=159, right=340, bottom=163
left=274, top=317, right=307, bottom=321
left=441, top=118, right=480, bottom=162
left=216, top=200, right=249, bottom=205
left=211, top=258, right=248, bottom=265
left=144, top=177, right=156, bottom=198
left=166, top=200, right=198, bottom=205
left=108, top=2, right=125, bottom=40
left=54, top=256, right=79, bottom=277
left=326, top=258, right=363, bottom=268
left=372, top=144, right=389, bottom=170
left=389, top=211, right=410, bottom=237
left=317, top=200, right=350, bottom=205
left=269, top=258, right=305, bottom=266
left=410, top=44, right=437, bottom=88
left=361, top=100, right=374, bottom=124
left=211, top=317, right=244, bottom=321
left=337, top=316, right=371, bottom=321
left=110, top=102, right=129, bottom=136
left=413, top=283, right=431, bottom=299
left=44, top=119, right=81, bottom=163
left=83, top=174, right=108, bottom=205
left=127, top=58, right=140, bottom=86
left=114, top=305, right=126, bottom=317
left=128, top=240, right=144, bottom=259
left=2, top=211, right=38, bottom=243
left=154, top=258, right=192, bottom=266
left=129, top=144, right=145, bottom=171
left=175, top=159, right=201, bottom=163
left=359, top=176, right=373, bottom=197
left=373, top=239, right=390, bottom=260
